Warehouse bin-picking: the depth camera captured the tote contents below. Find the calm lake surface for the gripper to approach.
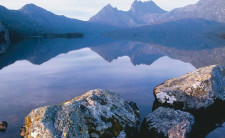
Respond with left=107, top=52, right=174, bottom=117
left=0, top=35, right=225, bottom=137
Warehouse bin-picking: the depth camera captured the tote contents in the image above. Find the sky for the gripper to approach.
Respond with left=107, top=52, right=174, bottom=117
left=0, top=0, right=199, bottom=21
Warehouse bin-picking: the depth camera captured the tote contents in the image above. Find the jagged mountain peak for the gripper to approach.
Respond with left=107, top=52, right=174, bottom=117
left=130, top=0, right=166, bottom=14
left=131, top=0, right=155, bottom=7
left=90, top=3, right=119, bottom=20
left=101, top=4, right=118, bottom=12
left=104, top=4, right=113, bottom=9
left=89, top=0, right=167, bottom=27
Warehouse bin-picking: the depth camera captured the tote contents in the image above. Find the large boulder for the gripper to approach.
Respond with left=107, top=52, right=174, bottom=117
left=0, top=23, right=10, bottom=54
left=24, top=89, right=140, bottom=138
left=141, top=107, right=195, bottom=138
left=154, top=65, right=225, bottom=111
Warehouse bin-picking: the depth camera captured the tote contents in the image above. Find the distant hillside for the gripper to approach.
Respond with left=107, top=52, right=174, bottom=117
left=0, top=4, right=117, bottom=36
left=89, top=0, right=166, bottom=27
left=109, top=19, right=225, bottom=50
left=114, top=19, right=225, bottom=35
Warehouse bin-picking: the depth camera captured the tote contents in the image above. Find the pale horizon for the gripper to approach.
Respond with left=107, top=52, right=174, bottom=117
left=0, top=0, right=199, bottom=21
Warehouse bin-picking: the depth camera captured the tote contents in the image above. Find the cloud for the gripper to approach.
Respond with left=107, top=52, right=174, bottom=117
left=0, top=0, right=199, bottom=21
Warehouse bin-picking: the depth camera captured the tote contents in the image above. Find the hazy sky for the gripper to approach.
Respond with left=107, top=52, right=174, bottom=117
left=0, top=0, right=199, bottom=21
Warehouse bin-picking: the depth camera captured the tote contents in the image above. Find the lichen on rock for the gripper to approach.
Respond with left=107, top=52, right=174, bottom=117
left=141, top=107, right=195, bottom=138
left=24, top=89, right=140, bottom=138
left=154, top=65, right=225, bottom=110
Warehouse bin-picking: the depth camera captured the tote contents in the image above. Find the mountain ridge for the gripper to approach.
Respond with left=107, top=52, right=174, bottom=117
left=130, top=0, right=166, bottom=14
left=90, top=0, right=225, bottom=27
left=0, top=4, right=117, bottom=36
left=89, top=0, right=167, bottom=27
left=155, top=0, right=225, bottom=24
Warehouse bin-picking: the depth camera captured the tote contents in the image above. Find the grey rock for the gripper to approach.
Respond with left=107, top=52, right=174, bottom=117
left=154, top=65, right=225, bottom=110
left=141, top=107, right=194, bottom=138
left=0, top=23, right=10, bottom=54
left=117, top=131, right=126, bottom=138
left=24, top=89, right=140, bottom=138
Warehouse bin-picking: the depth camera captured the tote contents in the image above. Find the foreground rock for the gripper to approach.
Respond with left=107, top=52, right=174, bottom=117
left=141, top=107, right=195, bottom=138
left=24, top=89, right=140, bottom=138
left=154, top=65, right=225, bottom=111
left=0, top=23, right=10, bottom=54
left=0, top=121, right=8, bottom=132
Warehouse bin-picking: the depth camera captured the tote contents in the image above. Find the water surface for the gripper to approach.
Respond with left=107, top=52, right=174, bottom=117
left=0, top=36, right=225, bottom=137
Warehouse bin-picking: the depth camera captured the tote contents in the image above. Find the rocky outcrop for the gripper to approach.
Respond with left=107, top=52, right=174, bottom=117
left=24, top=89, right=140, bottom=138
left=141, top=107, right=195, bottom=138
left=0, top=23, right=10, bottom=54
left=0, top=121, right=8, bottom=132
left=154, top=65, right=225, bottom=111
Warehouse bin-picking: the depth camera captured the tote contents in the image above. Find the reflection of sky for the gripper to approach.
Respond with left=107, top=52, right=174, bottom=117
left=0, top=47, right=195, bottom=137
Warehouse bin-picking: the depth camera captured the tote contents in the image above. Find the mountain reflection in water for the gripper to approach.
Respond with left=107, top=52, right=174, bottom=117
left=0, top=35, right=225, bottom=137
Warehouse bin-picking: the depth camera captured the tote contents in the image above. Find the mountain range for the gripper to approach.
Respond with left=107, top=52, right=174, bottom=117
left=158, top=0, right=225, bottom=24
left=90, top=0, right=225, bottom=28
left=0, top=4, right=116, bottom=36
left=0, top=0, right=225, bottom=40
left=89, top=0, right=166, bottom=27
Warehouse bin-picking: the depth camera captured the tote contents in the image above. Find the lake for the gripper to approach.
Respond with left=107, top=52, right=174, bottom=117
left=0, top=35, right=225, bottom=137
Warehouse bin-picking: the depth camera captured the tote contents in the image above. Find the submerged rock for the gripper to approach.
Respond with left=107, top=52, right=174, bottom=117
left=0, top=121, right=8, bottom=132
left=154, top=65, right=225, bottom=111
left=141, top=107, right=195, bottom=138
left=24, top=89, right=140, bottom=138
left=0, top=23, right=10, bottom=54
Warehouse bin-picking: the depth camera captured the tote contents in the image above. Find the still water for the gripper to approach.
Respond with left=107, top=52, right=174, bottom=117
left=0, top=36, right=225, bottom=137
